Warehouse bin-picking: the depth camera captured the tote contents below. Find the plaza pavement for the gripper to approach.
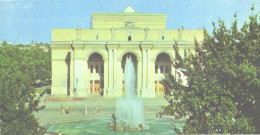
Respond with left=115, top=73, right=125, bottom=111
left=35, top=95, right=169, bottom=126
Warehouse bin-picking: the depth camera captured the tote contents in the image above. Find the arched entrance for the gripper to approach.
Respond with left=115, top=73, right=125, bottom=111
left=121, top=53, right=137, bottom=94
left=88, top=53, right=104, bottom=95
left=155, top=53, right=172, bottom=95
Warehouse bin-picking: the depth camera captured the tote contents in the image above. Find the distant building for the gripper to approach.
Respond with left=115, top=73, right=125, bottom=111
left=30, top=40, right=49, bottom=52
left=31, top=40, right=36, bottom=47
left=50, top=6, right=204, bottom=97
left=37, top=45, right=49, bottom=52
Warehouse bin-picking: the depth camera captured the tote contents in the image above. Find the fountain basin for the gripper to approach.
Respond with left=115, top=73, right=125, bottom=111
left=108, top=122, right=149, bottom=131
left=47, top=119, right=182, bottom=135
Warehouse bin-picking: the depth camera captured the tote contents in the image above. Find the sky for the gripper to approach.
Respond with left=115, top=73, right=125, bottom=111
left=0, top=0, right=259, bottom=44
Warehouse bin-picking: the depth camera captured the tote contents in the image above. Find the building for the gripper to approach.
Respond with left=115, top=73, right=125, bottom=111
left=50, top=6, right=203, bottom=97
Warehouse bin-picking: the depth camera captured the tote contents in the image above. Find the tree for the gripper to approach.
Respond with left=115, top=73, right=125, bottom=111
left=23, top=48, right=51, bottom=86
left=162, top=5, right=260, bottom=134
left=0, top=46, right=46, bottom=134
left=2, top=41, right=8, bottom=47
left=2, top=44, right=51, bottom=86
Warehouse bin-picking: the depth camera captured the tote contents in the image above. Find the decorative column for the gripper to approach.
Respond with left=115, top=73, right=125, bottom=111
left=146, top=50, right=150, bottom=89
left=108, top=50, right=113, bottom=89
left=106, top=45, right=120, bottom=97
left=103, top=59, right=108, bottom=96
left=137, top=59, right=142, bottom=96
left=70, top=51, right=75, bottom=97
left=113, top=50, right=117, bottom=89
left=117, top=58, right=122, bottom=96
left=74, top=59, right=86, bottom=97
left=149, top=59, right=156, bottom=97
left=84, top=60, right=89, bottom=96
left=141, top=50, right=155, bottom=97
left=142, top=50, right=147, bottom=90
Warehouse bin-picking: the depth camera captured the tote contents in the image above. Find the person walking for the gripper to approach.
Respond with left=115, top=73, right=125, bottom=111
left=60, top=103, right=64, bottom=114
left=85, top=103, right=88, bottom=115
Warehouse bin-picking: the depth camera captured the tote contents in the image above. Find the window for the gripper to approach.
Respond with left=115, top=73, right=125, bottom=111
left=160, top=65, right=163, bottom=73
left=96, top=35, right=99, bottom=40
left=155, top=65, right=158, bottom=73
left=101, top=65, right=104, bottom=73
left=90, top=65, right=93, bottom=73
left=128, top=36, right=131, bottom=41
left=162, top=36, right=164, bottom=40
left=96, top=65, right=98, bottom=73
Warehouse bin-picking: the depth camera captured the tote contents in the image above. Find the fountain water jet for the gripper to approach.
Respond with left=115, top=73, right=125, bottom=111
left=110, top=56, right=148, bottom=130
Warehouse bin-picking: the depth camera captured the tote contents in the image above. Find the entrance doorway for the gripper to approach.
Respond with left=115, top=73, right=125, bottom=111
left=88, top=53, right=104, bottom=95
left=155, top=53, right=172, bottom=95
left=90, top=80, right=102, bottom=94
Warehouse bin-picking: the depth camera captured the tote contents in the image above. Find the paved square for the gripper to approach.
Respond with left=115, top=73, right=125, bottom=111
left=35, top=95, right=169, bottom=126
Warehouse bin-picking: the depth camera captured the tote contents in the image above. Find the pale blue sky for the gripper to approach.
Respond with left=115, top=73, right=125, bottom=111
left=0, top=0, right=259, bottom=44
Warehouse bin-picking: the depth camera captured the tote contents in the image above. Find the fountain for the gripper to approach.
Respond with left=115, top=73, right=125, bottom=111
left=46, top=57, right=181, bottom=134
left=109, top=56, right=148, bottom=131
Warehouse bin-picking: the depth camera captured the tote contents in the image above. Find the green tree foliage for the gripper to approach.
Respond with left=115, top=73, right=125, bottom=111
left=163, top=6, right=260, bottom=134
left=2, top=41, right=8, bottom=47
left=2, top=44, right=51, bottom=86
left=23, top=48, right=51, bottom=86
left=0, top=45, right=50, bottom=134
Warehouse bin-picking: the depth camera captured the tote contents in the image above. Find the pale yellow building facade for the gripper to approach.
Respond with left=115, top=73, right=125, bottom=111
left=50, top=6, right=203, bottom=97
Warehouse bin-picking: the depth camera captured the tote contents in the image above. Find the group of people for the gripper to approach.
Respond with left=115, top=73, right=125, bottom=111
left=59, top=104, right=151, bottom=117
left=85, top=105, right=102, bottom=115
left=59, top=104, right=150, bottom=116
left=60, top=103, right=103, bottom=115
left=60, top=104, right=71, bottom=114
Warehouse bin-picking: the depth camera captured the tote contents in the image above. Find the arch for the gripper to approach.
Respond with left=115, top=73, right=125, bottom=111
left=85, top=51, right=107, bottom=61
left=118, top=50, right=141, bottom=61
left=156, top=53, right=172, bottom=62
left=88, top=53, right=103, bottom=61
left=152, top=50, right=175, bottom=61
left=121, top=53, right=138, bottom=67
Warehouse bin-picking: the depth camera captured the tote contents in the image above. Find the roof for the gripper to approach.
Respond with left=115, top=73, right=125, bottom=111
left=92, top=5, right=166, bottom=16
left=123, top=5, right=135, bottom=13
